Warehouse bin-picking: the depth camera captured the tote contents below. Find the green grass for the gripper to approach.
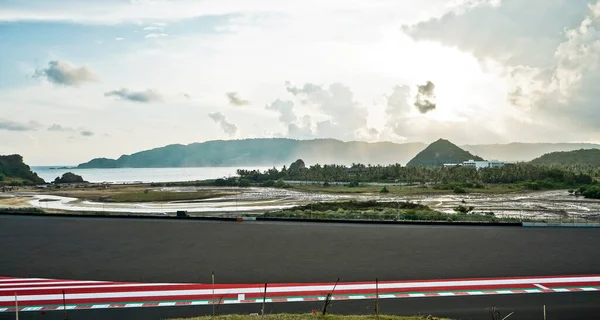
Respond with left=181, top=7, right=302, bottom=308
left=263, top=201, right=524, bottom=223
left=99, top=190, right=233, bottom=203
left=170, top=314, right=449, bottom=320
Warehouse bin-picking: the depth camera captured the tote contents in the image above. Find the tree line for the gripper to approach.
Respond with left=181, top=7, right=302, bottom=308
left=236, top=159, right=598, bottom=189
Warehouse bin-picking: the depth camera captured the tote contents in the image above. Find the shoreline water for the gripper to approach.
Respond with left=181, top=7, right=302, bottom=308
left=31, top=166, right=274, bottom=184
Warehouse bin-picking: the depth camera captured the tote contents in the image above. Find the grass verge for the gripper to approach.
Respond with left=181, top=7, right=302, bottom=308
left=263, top=201, right=524, bottom=223
left=170, top=314, right=449, bottom=320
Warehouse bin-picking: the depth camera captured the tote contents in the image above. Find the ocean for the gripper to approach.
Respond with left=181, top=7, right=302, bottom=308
left=31, top=166, right=273, bottom=184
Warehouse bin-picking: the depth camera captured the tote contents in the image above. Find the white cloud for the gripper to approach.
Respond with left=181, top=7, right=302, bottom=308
left=47, top=124, right=74, bottom=132
left=226, top=92, right=250, bottom=106
left=145, top=33, right=168, bottom=38
left=33, top=60, right=97, bottom=86
left=265, top=99, right=296, bottom=124
left=0, top=119, right=41, bottom=131
left=208, top=112, right=238, bottom=136
left=115, top=37, right=125, bottom=41
left=104, top=88, right=163, bottom=103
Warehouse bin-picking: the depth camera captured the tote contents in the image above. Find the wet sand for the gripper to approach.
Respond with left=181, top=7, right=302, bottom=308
left=2, top=187, right=599, bottom=220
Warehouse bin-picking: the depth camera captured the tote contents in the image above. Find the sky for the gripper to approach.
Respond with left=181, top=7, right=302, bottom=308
left=1, top=0, right=600, bottom=165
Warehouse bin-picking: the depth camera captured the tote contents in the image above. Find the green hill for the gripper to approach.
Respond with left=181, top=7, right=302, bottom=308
left=78, top=138, right=426, bottom=168
left=0, top=155, right=46, bottom=185
left=463, top=143, right=600, bottom=162
left=530, top=149, right=600, bottom=167
left=406, top=139, right=484, bottom=167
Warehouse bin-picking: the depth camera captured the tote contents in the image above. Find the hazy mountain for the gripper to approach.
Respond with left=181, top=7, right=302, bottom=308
left=0, top=155, right=45, bottom=184
left=77, top=138, right=600, bottom=169
left=78, top=139, right=427, bottom=168
left=406, top=139, right=484, bottom=167
left=462, top=143, right=600, bottom=162
left=530, top=149, right=600, bottom=167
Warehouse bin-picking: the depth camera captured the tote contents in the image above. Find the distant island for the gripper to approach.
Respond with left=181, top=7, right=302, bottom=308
left=77, top=138, right=600, bottom=169
left=0, top=155, right=45, bottom=185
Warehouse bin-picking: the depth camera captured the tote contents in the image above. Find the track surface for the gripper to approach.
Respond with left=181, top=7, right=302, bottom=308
left=1, top=215, right=600, bottom=319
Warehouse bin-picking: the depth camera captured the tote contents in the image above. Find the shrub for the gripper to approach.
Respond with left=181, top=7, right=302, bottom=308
left=261, top=180, right=275, bottom=187
left=380, top=186, right=389, bottom=193
left=347, top=181, right=360, bottom=188
left=238, top=179, right=252, bottom=187
left=323, top=181, right=331, bottom=187
left=523, top=182, right=540, bottom=190
left=453, top=186, right=467, bottom=194
left=454, top=205, right=475, bottom=214
left=274, top=179, right=286, bottom=188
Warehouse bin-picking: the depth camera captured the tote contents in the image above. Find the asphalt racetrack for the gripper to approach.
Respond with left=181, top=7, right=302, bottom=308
left=1, top=215, right=599, bottom=319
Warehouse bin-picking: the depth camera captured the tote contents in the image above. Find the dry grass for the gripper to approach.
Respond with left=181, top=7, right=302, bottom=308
left=44, top=185, right=237, bottom=203
left=0, top=197, right=32, bottom=208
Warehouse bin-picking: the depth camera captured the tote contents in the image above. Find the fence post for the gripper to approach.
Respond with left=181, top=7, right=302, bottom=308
left=212, top=272, right=215, bottom=316
left=322, top=278, right=340, bottom=315
left=62, top=290, right=68, bottom=320
left=261, top=283, right=267, bottom=319
left=375, top=278, right=380, bottom=319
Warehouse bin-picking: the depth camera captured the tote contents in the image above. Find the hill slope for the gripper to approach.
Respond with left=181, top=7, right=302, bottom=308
left=406, top=139, right=484, bottom=167
left=78, top=139, right=426, bottom=168
left=530, top=149, right=600, bottom=166
left=462, top=143, right=600, bottom=162
left=0, top=155, right=45, bottom=184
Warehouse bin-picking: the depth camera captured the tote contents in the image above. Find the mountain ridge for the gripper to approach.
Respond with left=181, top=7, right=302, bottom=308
left=77, top=138, right=600, bottom=168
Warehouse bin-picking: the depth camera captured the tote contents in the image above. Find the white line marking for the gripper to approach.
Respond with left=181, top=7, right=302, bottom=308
left=0, top=281, right=104, bottom=288
left=534, top=284, right=550, bottom=290
left=0, top=278, right=46, bottom=283
left=5, top=276, right=600, bottom=303
left=0, top=282, right=185, bottom=292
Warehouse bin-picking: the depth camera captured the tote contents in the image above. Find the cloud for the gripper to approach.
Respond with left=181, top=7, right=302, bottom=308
left=0, top=119, right=41, bottom=131
left=208, top=112, right=238, bottom=136
left=414, top=81, right=436, bottom=114
left=386, top=85, right=411, bottom=117
left=104, top=88, right=163, bottom=103
left=115, top=37, right=125, bottom=41
left=265, top=99, right=296, bottom=124
left=285, top=82, right=368, bottom=139
left=47, top=124, right=73, bottom=132
left=404, top=0, right=592, bottom=67
left=226, top=92, right=250, bottom=106
left=143, top=26, right=162, bottom=31
left=182, top=93, right=191, bottom=99
left=80, top=130, right=94, bottom=137
left=33, top=60, right=97, bottom=86
left=145, top=33, right=168, bottom=38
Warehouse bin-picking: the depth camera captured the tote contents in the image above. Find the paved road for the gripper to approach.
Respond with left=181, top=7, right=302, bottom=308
left=0, top=215, right=599, bottom=319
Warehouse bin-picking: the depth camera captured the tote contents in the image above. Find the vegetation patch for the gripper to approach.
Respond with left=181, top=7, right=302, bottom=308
left=170, top=314, right=449, bottom=320
left=264, top=201, right=522, bottom=223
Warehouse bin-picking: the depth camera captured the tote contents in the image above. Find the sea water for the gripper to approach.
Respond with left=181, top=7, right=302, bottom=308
left=31, top=166, right=273, bottom=184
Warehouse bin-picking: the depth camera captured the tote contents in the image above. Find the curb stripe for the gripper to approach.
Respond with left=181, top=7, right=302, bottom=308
left=2, top=276, right=600, bottom=312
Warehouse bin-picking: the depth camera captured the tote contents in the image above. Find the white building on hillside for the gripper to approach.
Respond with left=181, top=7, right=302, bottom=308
left=443, top=160, right=505, bottom=169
